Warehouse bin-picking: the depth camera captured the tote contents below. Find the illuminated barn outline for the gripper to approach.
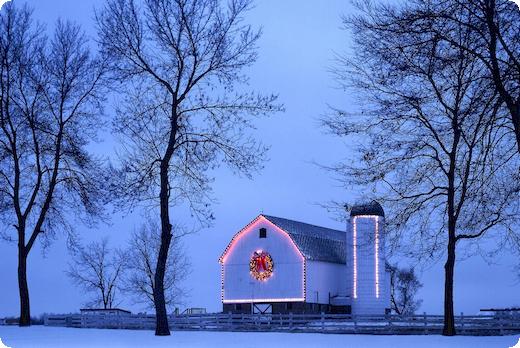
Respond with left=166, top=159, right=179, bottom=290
left=219, top=202, right=390, bottom=314
left=219, top=215, right=306, bottom=304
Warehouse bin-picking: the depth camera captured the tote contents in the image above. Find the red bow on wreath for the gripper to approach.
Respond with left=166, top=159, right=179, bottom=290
left=256, top=254, right=268, bottom=272
left=250, top=251, right=274, bottom=281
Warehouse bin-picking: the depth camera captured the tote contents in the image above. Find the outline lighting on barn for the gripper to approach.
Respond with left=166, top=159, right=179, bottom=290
left=223, top=297, right=305, bottom=304
left=375, top=216, right=380, bottom=298
left=353, top=216, right=358, bottom=299
left=219, top=215, right=307, bottom=304
left=352, top=215, right=381, bottom=300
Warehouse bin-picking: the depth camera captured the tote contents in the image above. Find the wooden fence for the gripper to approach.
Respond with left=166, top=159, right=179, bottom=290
left=43, top=312, right=520, bottom=335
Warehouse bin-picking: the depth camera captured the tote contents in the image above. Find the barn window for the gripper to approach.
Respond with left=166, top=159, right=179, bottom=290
left=259, top=228, right=267, bottom=238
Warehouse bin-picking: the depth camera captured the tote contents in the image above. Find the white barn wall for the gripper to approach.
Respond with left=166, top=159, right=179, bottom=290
left=305, top=261, right=347, bottom=304
left=221, top=218, right=305, bottom=303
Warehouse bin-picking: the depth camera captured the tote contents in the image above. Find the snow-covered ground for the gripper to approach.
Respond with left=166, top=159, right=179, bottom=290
left=0, top=326, right=518, bottom=348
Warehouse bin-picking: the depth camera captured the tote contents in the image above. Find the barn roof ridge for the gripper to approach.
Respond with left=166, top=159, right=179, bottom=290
left=261, top=214, right=345, bottom=238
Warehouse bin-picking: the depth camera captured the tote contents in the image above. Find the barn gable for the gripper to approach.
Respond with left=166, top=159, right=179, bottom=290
left=219, top=215, right=305, bottom=264
left=220, top=215, right=306, bottom=304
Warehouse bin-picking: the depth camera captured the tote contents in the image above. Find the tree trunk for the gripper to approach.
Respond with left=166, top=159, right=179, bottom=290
left=18, top=246, right=30, bottom=326
left=153, top=159, right=174, bottom=336
left=511, top=106, right=520, bottom=155
left=443, top=237, right=456, bottom=336
left=153, top=230, right=172, bottom=336
left=153, top=103, right=178, bottom=336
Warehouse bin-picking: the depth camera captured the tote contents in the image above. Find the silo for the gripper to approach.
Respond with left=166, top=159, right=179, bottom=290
left=347, top=201, right=387, bottom=315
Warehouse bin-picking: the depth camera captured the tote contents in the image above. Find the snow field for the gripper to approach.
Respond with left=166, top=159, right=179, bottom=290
left=0, top=326, right=519, bottom=348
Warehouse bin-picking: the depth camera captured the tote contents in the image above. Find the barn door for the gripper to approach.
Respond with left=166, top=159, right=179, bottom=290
left=252, top=303, right=272, bottom=314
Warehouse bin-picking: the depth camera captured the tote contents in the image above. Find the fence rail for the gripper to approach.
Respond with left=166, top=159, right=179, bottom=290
left=43, top=312, right=520, bottom=335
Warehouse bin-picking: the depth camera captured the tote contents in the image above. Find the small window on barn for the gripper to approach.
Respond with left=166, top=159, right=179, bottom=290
left=259, top=228, right=267, bottom=238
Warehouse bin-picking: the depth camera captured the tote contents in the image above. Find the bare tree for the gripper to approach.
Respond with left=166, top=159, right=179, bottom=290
left=67, top=238, right=126, bottom=309
left=0, top=4, right=108, bottom=326
left=464, top=0, right=520, bottom=153
left=403, top=0, right=520, bottom=153
left=325, top=2, right=520, bottom=336
left=124, top=220, right=190, bottom=312
left=388, top=264, right=423, bottom=316
left=96, top=0, right=281, bottom=335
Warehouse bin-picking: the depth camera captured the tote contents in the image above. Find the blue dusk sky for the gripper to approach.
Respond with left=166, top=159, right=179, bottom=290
left=0, top=0, right=518, bottom=317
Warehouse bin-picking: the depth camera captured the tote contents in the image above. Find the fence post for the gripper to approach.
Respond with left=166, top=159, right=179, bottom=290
left=460, top=312, right=464, bottom=335
left=228, top=312, right=232, bottom=330
left=321, top=312, right=325, bottom=331
left=423, top=312, right=428, bottom=334
left=289, top=312, right=293, bottom=330
left=353, top=314, right=357, bottom=333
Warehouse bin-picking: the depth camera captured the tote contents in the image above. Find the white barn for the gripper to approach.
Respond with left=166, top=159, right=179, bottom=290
left=219, top=201, right=391, bottom=314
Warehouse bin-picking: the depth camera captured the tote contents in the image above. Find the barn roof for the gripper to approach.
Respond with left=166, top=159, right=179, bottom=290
left=262, top=215, right=346, bottom=265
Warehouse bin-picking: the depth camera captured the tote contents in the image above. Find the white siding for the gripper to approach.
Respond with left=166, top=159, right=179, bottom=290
left=348, top=216, right=389, bottom=315
left=305, top=261, right=347, bottom=304
left=222, top=217, right=305, bottom=303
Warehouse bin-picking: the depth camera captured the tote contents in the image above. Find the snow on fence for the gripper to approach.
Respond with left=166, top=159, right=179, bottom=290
left=43, top=312, right=520, bottom=336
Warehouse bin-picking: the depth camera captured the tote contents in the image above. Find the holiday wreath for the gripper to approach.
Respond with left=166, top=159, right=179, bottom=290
left=249, top=251, right=274, bottom=281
